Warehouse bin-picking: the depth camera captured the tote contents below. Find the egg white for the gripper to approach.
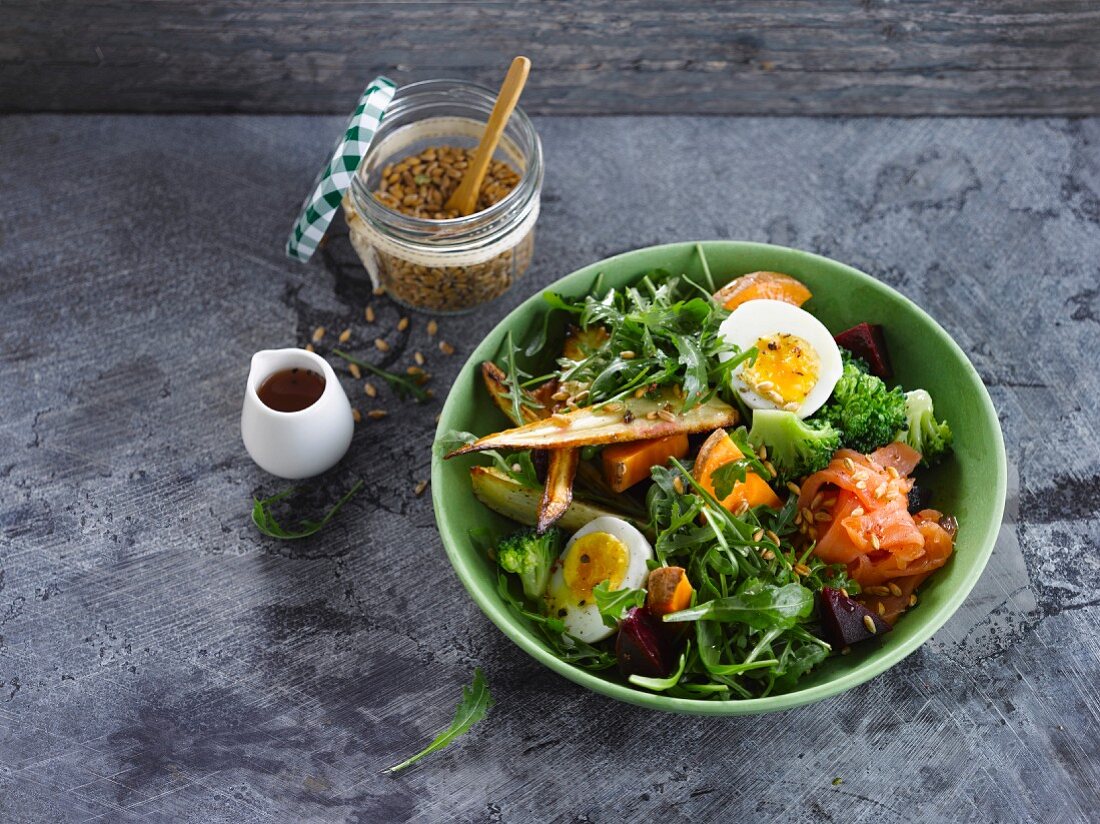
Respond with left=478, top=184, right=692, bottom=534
left=547, top=516, right=654, bottom=643
left=718, top=299, right=842, bottom=419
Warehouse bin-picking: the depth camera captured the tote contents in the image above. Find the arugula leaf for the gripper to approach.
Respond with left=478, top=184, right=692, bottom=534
left=593, top=581, right=647, bottom=628
left=438, top=430, right=540, bottom=489
left=251, top=481, right=363, bottom=540
left=498, top=331, right=540, bottom=425
left=331, top=349, right=430, bottom=403
left=663, top=582, right=813, bottom=630
left=384, top=668, right=493, bottom=774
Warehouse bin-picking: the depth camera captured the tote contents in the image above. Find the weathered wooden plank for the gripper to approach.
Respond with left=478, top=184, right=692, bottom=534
left=3, top=1, right=1099, bottom=114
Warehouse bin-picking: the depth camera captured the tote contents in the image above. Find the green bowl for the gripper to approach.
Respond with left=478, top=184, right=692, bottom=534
left=431, top=241, right=1006, bottom=715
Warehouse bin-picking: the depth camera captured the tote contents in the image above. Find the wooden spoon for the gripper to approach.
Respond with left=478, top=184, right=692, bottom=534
left=445, top=56, right=531, bottom=216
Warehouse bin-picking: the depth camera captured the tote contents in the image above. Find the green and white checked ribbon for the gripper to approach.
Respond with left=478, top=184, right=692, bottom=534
left=286, top=76, right=396, bottom=262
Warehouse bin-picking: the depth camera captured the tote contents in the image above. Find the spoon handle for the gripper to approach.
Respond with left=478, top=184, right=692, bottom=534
left=446, top=56, right=531, bottom=216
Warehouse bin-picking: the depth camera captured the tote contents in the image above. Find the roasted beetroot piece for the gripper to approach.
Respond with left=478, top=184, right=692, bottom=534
left=907, top=484, right=932, bottom=514
left=819, top=587, right=891, bottom=648
left=835, top=322, right=893, bottom=379
left=616, top=607, right=668, bottom=679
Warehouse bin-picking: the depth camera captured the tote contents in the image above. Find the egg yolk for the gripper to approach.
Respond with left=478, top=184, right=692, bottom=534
left=563, top=532, right=629, bottom=601
left=742, top=333, right=820, bottom=410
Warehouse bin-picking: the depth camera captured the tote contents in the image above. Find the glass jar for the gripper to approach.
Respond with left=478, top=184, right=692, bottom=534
left=343, top=79, right=543, bottom=314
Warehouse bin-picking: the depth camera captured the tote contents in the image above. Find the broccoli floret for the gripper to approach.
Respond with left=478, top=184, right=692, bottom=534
left=896, top=389, right=953, bottom=465
left=496, top=527, right=562, bottom=602
left=748, top=409, right=842, bottom=483
left=815, top=354, right=907, bottom=453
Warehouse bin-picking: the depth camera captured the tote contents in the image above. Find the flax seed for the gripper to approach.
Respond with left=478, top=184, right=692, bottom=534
left=634, top=387, right=648, bottom=399
left=786, top=481, right=801, bottom=496
left=870, top=533, right=880, bottom=550
left=822, top=496, right=837, bottom=508
left=762, top=549, right=776, bottom=560
left=877, top=602, right=886, bottom=616
left=646, top=411, right=658, bottom=420
left=367, top=409, right=388, bottom=420
left=757, top=444, right=767, bottom=460
left=374, top=338, right=390, bottom=352
left=439, top=341, right=455, bottom=356
left=427, top=320, right=438, bottom=337
left=763, top=460, right=777, bottom=477
left=765, top=530, right=780, bottom=546
left=351, top=408, right=361, bottom=423
left=909, top=594, right=918, bottom=606
left=811, top=492, right=824, bottom=510
left=844, top=457, right=856, bottom=472
left=874, top=482, right=888, bottom=499
left=348, top=363, right=362, bottom=380
left=888, top=582, right=903, bottom=597
left=365, top=305, right=376, bottom=323
left=620, top=350, right=636, bottom=360
left=886, top=466, right=900, bottom=479
left=311, top=326, right=325, bottom=343
left=414, top=351, right=425, bottom=366
left=672, top=477, right=684, bottom=495
left=801, top=507, right=814, bottom=524
left=658, top=409, right=676, bottom=423
left=305, top=343, right=314, bottom=352
left=752, top=529, right=764, bottom=542
left=735, top=501, right=750, bottom=516
left=855, top=480, right=867, bottom=490
left=397, top=316, right=409, bottom=332
left=551, top=391, right=570, bottom=401
left=863, top=615, right=877, bottom=634
left=867, top=585, right=890, bottom=596
left=793, top=563, right=811, bottom=576
left=414, top=480, right=428, bottom=497
left=407, top=366, right=424, bottom=376
left=851, top=506, right=865, bottom=517
left=815, top=511, right=832, bottom=522
left=364, top=382, right=378, bottom=398
left=840, top=587, right=849, bottom=598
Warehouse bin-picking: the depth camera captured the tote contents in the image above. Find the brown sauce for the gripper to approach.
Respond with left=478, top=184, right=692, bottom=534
left=257, top=368, right=325, bottom=412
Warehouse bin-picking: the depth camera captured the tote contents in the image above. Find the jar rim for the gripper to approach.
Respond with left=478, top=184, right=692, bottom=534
left=350, top=78, right=542, bottom=237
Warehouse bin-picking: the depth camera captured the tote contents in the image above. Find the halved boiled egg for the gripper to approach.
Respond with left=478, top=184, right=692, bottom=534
left=718, top=299, right=842, bottom=419
left=546, top=516, right=653, bottom=643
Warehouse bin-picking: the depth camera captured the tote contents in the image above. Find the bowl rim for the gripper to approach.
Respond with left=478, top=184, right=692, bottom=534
left=431, top=240, right=1007, bottom=715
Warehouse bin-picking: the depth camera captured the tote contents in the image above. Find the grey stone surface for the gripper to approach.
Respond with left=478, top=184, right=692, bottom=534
left=4, top=2, right=1100, bottom=116
left=0, top=114, right=1098, bottom=823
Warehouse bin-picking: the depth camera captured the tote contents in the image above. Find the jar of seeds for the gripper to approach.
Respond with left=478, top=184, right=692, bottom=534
left=344, top=79, right=543, bottom=314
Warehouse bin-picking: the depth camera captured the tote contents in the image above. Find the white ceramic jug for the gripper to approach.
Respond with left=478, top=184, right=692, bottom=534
left=241, top=348, right=354, bottom=479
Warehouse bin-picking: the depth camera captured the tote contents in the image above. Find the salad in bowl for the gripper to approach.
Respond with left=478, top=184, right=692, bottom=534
left=433, top=242, right=1004, bottom=712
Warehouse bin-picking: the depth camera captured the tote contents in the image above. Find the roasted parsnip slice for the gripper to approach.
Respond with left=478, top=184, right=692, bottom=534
left=470, top=466, right=649, bottom=537
left=481, top=361, right=541, bottom=425
left=537, top=447, right=579, bottom=533
left=447, top=392, right=739, bottom=457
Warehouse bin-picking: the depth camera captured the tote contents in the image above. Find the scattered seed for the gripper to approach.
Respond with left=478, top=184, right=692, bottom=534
left=851, top=506, right=865, bottom=517
left=794, top=511, right=803, bottom=525
left=551, top=391, right=570, bottom=401
left=646, top=411, right=658, bottom=420
left=427, top=320, right=438, bottom=337
left=822, top=496, right=837, bottom=508
left=801, top=507, right=815, bottom=524
left=407, top=366, right=424, bottom=377
left=439, top=341, right=455, bottom=356
left=672, top=477, right=684, bottom=495
left=304, top=343, right=314, bottom=353
left=855, top=480, right=867, bottom=490
left=755, top=380, right=775, bottom=391
left=811, top=492, right=824, bottom=510
left=374, top=338, right=390, bottom=352
left=311, top=326, right=325, bottom=342
left=886, top=466, right=900, bottom=479
left=765, top=529, right=780, bottom=546
left=840, top=587, right=849, bottom=598
left=367, top=409, right=388, bottom=420
left=752, top=529, right=764, bottom=542
left=348, top=363, right=362, bottom=380
left=364, top=382, right=378, bottom=397
left=620, top=350, right=636, bottom=360
left=414, top=351, right=425, bottom=366
left=863, top=615, right=877, bottom=634
left=397, top=316, right=409, bottom=332
left=338, top=328, right=351, bottom=343
left=735, top=501, right=750, bottom=516
left=874, top=482, right=888, bottom=499
left=815, top=511, right=832, bottom=522
left=762, top=549, right=776, bottom=560
left=793, top=563, right=811, bottom=576
left=757, top=444, right=767, bottom=460
left=365, top=305, right=376, bottom=323
left=633, top=386, right=647, bottom=399
left=909, top=594, right=918, bottom=606
left=870, top=533, right=881, bottom=550
left=853, top=469, right=869, bottom=481
left=351, top=408, right=361, bottom=423
left=511, top=462, right=522, bottom=473
left=877, top=602, right=886, bottom=616
left=844, top=457, right=856, bottom=472
left=414, top=480, right=428, bottom=497
left=373, top=285, right=386, bottom=296
left=550, top=414, right=571, bottom=428
left=657, top=408, right=676, bottom=423
left=867, top=585, right=890, bottom=596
